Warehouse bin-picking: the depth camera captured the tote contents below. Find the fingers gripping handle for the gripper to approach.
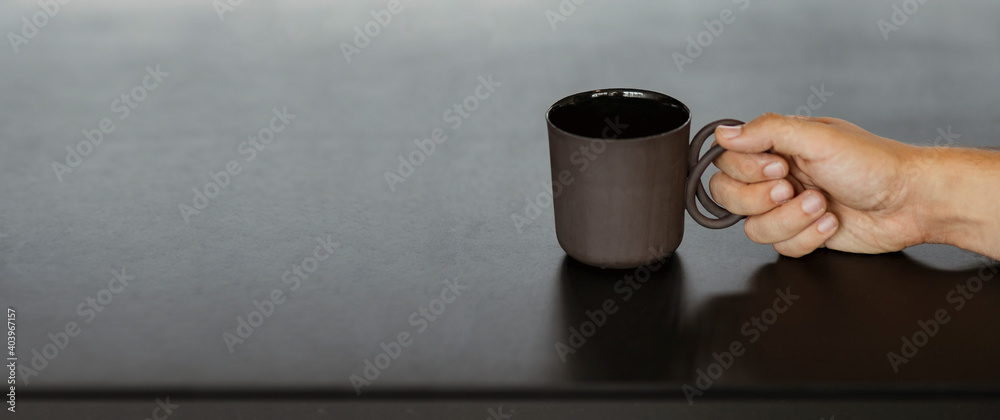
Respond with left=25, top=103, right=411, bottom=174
left=686, top=119, right=746, bottom=229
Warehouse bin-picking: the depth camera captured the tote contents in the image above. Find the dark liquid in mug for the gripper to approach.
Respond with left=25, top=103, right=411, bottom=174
left=548, top=95, right=689, bottom=139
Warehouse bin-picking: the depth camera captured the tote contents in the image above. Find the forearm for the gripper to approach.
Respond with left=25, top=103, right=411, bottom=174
left=916, top=146, right=1000, bottom=260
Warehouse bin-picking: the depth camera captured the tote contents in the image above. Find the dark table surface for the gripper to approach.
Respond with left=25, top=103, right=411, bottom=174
left=3, top=0, right=1000, bottom=417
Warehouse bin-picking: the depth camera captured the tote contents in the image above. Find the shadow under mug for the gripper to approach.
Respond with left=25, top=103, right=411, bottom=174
left=546, top=88, right=744, bottom=269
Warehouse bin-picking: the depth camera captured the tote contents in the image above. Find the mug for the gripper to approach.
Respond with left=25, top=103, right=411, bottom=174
left=546, top=88, right=744, bottom=269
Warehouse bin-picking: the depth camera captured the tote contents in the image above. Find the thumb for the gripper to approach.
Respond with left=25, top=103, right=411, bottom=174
left=713, top=113, right=833, bottom=160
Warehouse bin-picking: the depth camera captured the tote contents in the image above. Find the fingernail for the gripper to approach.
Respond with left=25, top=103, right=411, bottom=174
left=817, top=213, right=837, bottom=233
left=763, top=162, right=785, bottom=179
left=716, top=125, right=742, bottom=139
left=770, top=182, right=793, bottom=203
left=801, top=193, right=823, bottom=214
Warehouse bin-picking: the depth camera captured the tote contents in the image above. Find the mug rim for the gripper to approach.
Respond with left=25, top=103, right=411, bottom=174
left=545, top=88, right=692, bottom=141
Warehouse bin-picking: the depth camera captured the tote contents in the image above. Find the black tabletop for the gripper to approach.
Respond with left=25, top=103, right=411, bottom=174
left=3, top=0, right=1000, bottom=417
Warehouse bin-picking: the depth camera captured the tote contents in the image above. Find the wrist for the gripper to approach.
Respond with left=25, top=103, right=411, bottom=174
left=910, top=146, right=995, bottom=251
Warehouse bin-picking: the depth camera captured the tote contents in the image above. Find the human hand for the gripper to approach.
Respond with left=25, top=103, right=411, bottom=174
left=709, top=113, right=929, bottom=257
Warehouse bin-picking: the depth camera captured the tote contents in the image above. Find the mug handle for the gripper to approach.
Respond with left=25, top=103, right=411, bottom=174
left=685, top=119, right=746, bottom=229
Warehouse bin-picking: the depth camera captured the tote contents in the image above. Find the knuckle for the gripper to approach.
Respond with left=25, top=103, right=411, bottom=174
left=709, top=174, right=743, bottom=212
left=743, top=217, right=769, bottom=244
left=770, top=207, right=805, bottom=237
left=719, top=151, right=771, bottom=182
left=738, top=156, right=757, bottom=177
left=709, top=172, right=730, bottom=199
left=812, top=121, right=836, bottom=136
left=757, top=112, right=786, bottom=127
left=770, top=205, right=795, bottom=231
left=712, top=150, right=733, bottom=170
left=756, top=112, right=795, bottom=139
left=773, top=242, right=808, bottom=258
left=760, top=112, right=784, bottom=121
left=717, top=152, right=755, bottom=180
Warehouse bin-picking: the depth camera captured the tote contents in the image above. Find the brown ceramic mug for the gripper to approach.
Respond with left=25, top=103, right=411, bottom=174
left=546, top=88, right=744, bottom=269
